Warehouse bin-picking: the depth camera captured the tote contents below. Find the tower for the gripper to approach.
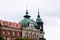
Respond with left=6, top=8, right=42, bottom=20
left=36, top=10, right=46, bottom=40
left=36, top=9, right=43, bottom=32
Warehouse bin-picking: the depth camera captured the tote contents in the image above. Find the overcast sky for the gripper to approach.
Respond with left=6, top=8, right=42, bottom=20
left=0, top=0, right=60, bottom=40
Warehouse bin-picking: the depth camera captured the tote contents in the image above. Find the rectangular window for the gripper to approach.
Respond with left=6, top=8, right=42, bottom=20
left=8, top=31, right=10, bottom=35
left=28, top=33, right=30, bottom=38
left=18, top=32, right=20, bottom=36
left=13, top=31, right=15, bottom=36
left=36, top=35, right=38, bottom=39
left=7, top=37, right=11, bottom=40
left=26, top=32, right=28, bottom=37
left=32, top=34, right=34, bottom=38
left=22, top=31, right=26, bottom=37
left=2, top=30, right=5, bottom=35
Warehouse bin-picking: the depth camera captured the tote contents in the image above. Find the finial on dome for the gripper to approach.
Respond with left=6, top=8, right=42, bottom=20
left=26, top=5, right=28, bottom=14
left=24, top=5, right=31, bottom=18
left=26, top=9, right=28, bottom=14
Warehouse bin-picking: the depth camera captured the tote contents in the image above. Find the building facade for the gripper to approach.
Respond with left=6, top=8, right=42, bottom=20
left=0, top=9, right=46, bottom=40
left=19, top=9, right=46, bottom=40
left=0, top=20, right=22, bottom=40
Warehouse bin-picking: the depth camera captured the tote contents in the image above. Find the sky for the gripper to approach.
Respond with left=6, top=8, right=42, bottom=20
left=0, top=0, right=60, bottom=40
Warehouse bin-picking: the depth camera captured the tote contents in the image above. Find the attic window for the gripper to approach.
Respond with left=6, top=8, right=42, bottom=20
left=11, top=24, right=14, bottom=27
left=3, top=22, right=8, bottom=27
left=18, top=25, right=20, bottom=28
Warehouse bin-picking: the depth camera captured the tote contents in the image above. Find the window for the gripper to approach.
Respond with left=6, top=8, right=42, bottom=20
left=40, top=26, right=41, bottom=29
left=32, top=34, right=34, bottom=38
left=8, top=31, right=10, bottom=35
left=18, top=25, right=20, bottom=28
left=36, top=35, right=38, bottom=38
left=3, top=22, right=7, bottom=25
left=7, top=37, right=11, bottom=40
left=2, top=30, right=5, bottom=34
left=28, top=33, right=30, bottom=38
left=13, top=31, right=15, bottom=36
left=11, top=24, right=14, bottom=27
left=22, top=31, right=26, bottom=37
left=40, top=33, right=44, bottom=38
left=18, top=32, right=20, bottom=36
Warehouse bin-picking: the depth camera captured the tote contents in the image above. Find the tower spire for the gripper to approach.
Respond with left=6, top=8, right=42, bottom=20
left=36, top=9, right=44, bottom=32
left=38, top=9, right=40, bottom=17
left=36, top=9, right=43, bottom=23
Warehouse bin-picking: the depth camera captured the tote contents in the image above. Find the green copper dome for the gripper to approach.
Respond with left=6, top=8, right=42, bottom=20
left=20, top=18, right=38, bottom=28
left=19, top=9, right=40, bottom=29
left=36, top=17, right=42, bottom=22
left=20, top=18, right=31, bottom=27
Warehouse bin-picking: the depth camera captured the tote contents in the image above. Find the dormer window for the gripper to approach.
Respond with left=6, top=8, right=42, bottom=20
left=11, top=24, right=14, bottom=27
left=3, top=22, right=8, bottom=27
left=18, top=25, right=20, bottom=28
